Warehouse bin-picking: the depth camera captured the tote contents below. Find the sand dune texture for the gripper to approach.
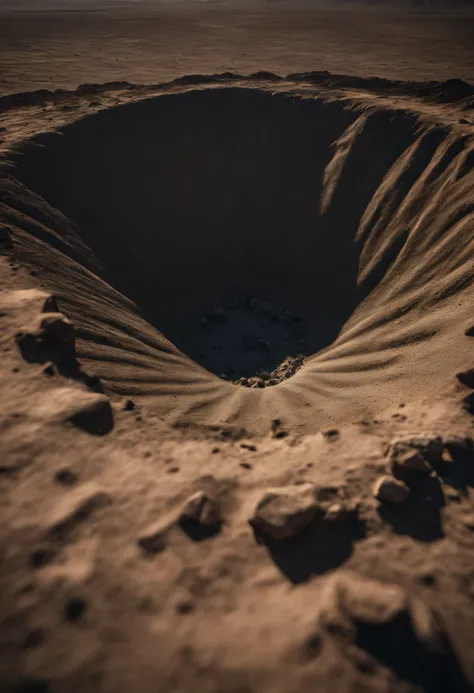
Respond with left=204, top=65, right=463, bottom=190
left=1, top=73, right=474, bottom=693
left=2, top=74, right=474, bottom=433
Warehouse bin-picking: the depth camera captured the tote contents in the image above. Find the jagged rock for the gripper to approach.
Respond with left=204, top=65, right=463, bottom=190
left=31, top=387, right=114, bottom=434
left=33, top=312, right=75, bottom=345
left=373, top=475, right=409, bottom=504
left=47, top=481, right=110, bottom=534
left=391, top=448, right=432, bottom=473
left=456, top=368, right=474, bottom=389
left=320, top=572, right=408, bottom=629
left=249, top=483, right=318, bottom=540
left=389, top=435, right=443, bottom=464
left=180, top=491, right=221, bottom=527
left=320, top=572, right=445, bottom=656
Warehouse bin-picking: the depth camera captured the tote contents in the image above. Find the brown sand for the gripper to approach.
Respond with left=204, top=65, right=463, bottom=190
left=1, top=10, right=474, bottom=693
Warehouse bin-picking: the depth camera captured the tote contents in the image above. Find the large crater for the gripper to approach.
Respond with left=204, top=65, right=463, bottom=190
left=1, top=82, right=473, bottom=434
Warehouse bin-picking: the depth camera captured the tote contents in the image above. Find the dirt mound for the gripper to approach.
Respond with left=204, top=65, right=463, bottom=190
left=1, top=81, right=473, bottom=434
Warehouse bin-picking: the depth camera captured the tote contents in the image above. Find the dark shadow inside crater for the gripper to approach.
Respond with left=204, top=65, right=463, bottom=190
left=5, top=87, right=427, bottom=380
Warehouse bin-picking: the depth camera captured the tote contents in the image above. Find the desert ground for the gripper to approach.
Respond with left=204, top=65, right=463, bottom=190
left=1, top=4, right=474, bottom=693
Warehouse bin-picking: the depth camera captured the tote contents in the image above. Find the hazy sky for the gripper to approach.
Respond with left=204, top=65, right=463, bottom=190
left=1, top=0, right=473, bottom=9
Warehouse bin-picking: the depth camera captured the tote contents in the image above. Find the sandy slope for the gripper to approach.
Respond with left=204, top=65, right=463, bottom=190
left=1, top=74, right=473, bottom=434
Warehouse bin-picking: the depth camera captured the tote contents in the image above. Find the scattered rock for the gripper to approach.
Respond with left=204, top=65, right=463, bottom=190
left=373, top=475, right=410, bottom=504
left=180, top=491, right=221, bottom=527
left=240, top=442, right=257, bottom=451
left=456, top=368, right=474, bottom=389
left=123, top=398, right=135, bottom=411
left=64, top=597, right=87, bottom=622
left=22, top=628, right=46, bottom=649
left=320, top=571, right=444, bottom=653
left=249, top=483, right=318, bottom=540
left=31, top=387, right=114, bottom=435
left=33, top=312, right=75, bottom=345
left=389, top=435, right=443, bottom=464
left=54, top=468, right=78, bottom=486
left=268, top=378, right=280, bottom=386
left=47, top=481, right=110, bottom=534
left=392, top=448, right=432, bottom=474
left=465, top=325, right=474, bottom=337
left=321, top=572, right=408, bottom=628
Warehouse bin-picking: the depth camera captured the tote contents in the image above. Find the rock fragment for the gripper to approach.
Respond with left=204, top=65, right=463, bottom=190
left=373, top=476, right=409, bottom=504
left=31, top=387, right=114, bottom=435
left=319, top=571, right=444, bottom=653
left=180, top=491, right=221, bottom=527
left=47, top=481, right=110, bottom=534
left=321, top=572, right=408, bottom=628
left=33, top=312, right=75, bottom=345
left=392, top=448, right=432, bottom=474
left=389, top=435, right=443, bottom=465
left=456, top=368, right=474, bottom=389
left=249, top=483, right=318, bottom=540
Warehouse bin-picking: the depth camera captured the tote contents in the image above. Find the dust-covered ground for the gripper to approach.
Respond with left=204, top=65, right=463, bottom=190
left=1, top=7, right=474, bottom=94
left=1, top=7, right=474, bottom=693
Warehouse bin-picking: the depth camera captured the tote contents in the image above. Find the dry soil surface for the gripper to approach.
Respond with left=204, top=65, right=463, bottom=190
left=1, top=9, right=474, bottom=693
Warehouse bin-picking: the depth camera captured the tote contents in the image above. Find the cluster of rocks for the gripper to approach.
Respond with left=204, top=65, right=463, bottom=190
left=7, top=289, right=113, bottom=434
left=234, top=354, right=306, bottom=388
left=373, top=432, right=473, bottom=504
left=197, top=297, right=308, bottom=384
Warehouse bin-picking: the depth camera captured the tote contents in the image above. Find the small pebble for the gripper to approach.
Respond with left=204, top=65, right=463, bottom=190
left=65, top=597, right=87, bottom=622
